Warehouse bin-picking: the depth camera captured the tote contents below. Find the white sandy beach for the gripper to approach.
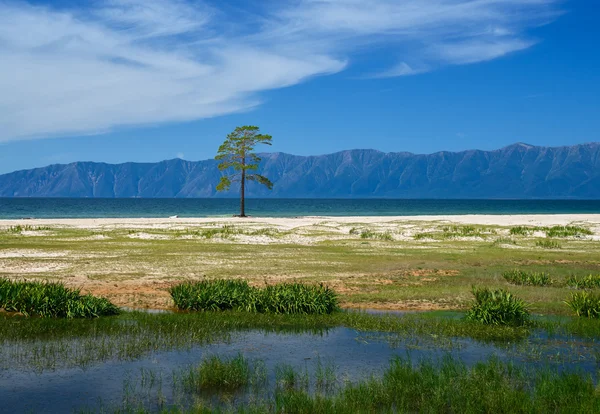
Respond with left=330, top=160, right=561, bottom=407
left=1, top=214, right=600, bottom=229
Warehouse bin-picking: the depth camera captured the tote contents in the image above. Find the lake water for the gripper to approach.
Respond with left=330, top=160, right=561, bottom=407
left=1, top=326, right=597, bottom=413
left=1, top=198, right=600, bottom=219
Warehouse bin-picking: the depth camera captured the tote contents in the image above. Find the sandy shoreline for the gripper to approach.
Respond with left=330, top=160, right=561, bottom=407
left=1, top=214, right=600, bottom=229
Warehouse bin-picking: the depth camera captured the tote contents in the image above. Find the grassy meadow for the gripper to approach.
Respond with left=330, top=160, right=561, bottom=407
left=1, top=219, right=599, bottom=315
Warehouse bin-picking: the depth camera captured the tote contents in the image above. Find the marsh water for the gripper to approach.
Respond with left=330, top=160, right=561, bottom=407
left=1, top=317, right=598, bottom=413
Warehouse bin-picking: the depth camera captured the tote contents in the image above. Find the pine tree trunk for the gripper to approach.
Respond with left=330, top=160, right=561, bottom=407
left=240, top=155, right=246, bottom=217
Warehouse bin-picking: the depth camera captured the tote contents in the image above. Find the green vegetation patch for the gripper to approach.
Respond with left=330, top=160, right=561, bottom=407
left=184, top=354, right=252, bottom=392
left=466, top=287, right=530, bottom=326
left=265, top=356, right=600, bottom=414
left=545, top=225, right=593, bottom=238
left=503, top=270, right=552, bottom=287
left=169, top=280, right=340, bottom=315
left=510, top=225, right=591, bottom=238
left=566, top=274, right=600, bottom=289
left=535, top=239, right=561, bottom=249
left=564, top=292, right=600, bottom=318
left=0, top=278, right=120, bottom=318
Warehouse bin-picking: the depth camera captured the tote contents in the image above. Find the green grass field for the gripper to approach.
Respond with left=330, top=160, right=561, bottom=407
left=1, top=220, right=599, bottom=315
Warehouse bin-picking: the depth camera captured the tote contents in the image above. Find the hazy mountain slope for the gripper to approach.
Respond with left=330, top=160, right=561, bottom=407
left=1, top=143, right=599, bottom=198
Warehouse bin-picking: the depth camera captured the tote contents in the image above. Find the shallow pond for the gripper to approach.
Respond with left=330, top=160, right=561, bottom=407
left=1, top=320, right=598, bottom=413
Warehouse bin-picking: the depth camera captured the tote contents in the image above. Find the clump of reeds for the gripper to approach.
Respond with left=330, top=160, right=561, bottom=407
left=564, top=292, right=600, bottom=318
left=465, top=286, right=529, bottom=326
left=168, top=279, right=253, bottom=312
left=269, top=356, right=600, bottom=413
left=191, top=354, right=250, bottom=391
left=0, top=278, right=119, bottom=318
left=169, top=280, right=339, bottom=315
left=535, top=239, right=561, bottom=249
left=503, top=270, right=552, bottom=287
left=566, top=275, right=600, bottom=289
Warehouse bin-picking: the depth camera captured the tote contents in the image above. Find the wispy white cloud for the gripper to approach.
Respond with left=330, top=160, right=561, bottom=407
left=0, top=0, right=561, bottom=141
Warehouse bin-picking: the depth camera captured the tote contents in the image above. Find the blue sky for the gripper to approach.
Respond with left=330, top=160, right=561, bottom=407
left=0, top=0, right=598, bottom=174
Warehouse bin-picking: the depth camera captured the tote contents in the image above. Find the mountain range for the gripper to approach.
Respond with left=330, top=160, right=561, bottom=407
left=1, top=142, right=599, bottom=198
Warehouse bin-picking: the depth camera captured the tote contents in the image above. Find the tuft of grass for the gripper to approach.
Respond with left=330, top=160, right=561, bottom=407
left=493, top=237, right=516, bottom=246
left=564, top=292, right=600, bottom=318
left=510, top=226, right=533, bottom=236
left=169, top=279, right=253, bottom=312
left=185, top=354, right=250, bottom=392
left=465, top=287, right=530, bottom=326
left=535, top=239, right=561, bottom=249
left=509, top=225, right=591, bottom=238
left=566, top=275, right=600, bottom=289
left=4, top=225, right=51, bottom=233
left=0, top=278, right=119, bottom=318
left=359, top=229, right=393, bottom=241
left=545, top=225, right=592, bottom=238
left=169, top=280, right=340, bottom=315
left=503, top=270, right=552, bottom=287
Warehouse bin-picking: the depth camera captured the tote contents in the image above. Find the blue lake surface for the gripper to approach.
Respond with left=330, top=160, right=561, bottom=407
left=1, top=198, right=600, bottom=219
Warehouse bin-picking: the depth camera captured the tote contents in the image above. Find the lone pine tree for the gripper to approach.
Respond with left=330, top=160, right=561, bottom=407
left=215, top=126, right=273, bottom=217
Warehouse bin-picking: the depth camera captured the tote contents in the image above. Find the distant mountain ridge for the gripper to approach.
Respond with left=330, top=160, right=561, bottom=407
left=1, top=142, right=599, bottom=198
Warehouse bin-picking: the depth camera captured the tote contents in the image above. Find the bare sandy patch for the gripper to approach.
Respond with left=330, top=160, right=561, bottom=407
left=0, top=249, right=69, bottom=259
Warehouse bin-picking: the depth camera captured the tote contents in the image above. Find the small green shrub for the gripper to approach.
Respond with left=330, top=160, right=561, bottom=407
left=535, top=239, right=561, bottom=249
left=169, top=280, right=339, bottom=315
left=545, top=225, right=592, bottom=238
left=503, top=270, right=551, bottom=287
left=348, top=227, right=360, bottom=235
left=359, top=229, right=393, bottom=241
left=566, top=275, right=600, bottom=289
left=564, top=292, right=600, bottom=318
left=0, top=279, right=119, bottom=318
left=465, top=287, right=530, bottom=326
left=493, top=237, right=516, bottom=246
left=509, top=226, right=533, bottom=236
left=441, top=225, right=485, bottom=238
left=413, top=233, right=430, bottom=240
